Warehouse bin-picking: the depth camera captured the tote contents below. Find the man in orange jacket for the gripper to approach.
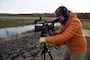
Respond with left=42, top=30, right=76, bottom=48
left=39, top=6, right=87, bottom=60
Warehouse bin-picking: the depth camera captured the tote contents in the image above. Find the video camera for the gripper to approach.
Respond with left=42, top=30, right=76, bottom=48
left=34, top=18, right=58, bottom=37
left=35, top=20, right=54, bottom=36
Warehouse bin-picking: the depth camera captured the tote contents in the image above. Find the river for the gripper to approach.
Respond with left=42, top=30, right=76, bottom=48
left=0, top=25, right=34, bottom=38
left=0, top=24, right=90, bottom=38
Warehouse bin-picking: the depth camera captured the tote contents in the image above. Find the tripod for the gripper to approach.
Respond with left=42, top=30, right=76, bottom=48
left=34, top=17, right=59, bottom=60
left=40, top=31, right=54, bottom=60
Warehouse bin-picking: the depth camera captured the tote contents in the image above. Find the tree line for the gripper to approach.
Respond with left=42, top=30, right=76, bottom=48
left=0, top=13, right=90, bottom=19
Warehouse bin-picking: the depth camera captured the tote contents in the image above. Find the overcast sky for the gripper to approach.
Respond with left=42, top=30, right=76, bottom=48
left=0, top=0, right=90, bottom=14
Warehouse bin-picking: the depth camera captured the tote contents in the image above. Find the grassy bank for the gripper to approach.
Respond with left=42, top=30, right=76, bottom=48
left=0, top=16, right=53, bottom=28
left=0, top=16, right=90, bottom=29
left=82, top=22, right=90, bottom=29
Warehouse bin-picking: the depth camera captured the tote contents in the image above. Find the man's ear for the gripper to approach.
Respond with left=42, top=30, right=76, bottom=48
left=60, top=16, right=65, bottom=21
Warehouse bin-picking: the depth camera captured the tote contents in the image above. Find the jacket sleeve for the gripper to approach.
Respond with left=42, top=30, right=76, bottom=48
left=47, top=20, right=80, bottom=44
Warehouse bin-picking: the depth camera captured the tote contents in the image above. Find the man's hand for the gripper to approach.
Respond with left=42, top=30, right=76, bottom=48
left=39, top=37, right=46, bottom=44
left=52, top=17, right=60, bottom=21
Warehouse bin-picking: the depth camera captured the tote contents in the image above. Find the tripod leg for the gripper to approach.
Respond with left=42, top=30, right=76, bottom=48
left=40, top=52, right=46, bottom=60
left=40, top=53, right=43, bottom=60
left=44, top=51, right=45, bottom=60
left=40, top=50, right=44, bottom=60
left=40, top=48, right=46, bottom=60
left=47, top=50, right=53, bottom=60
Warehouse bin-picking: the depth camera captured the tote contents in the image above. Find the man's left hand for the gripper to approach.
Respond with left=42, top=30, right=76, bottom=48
left=39, top=37, right=46, bottom=44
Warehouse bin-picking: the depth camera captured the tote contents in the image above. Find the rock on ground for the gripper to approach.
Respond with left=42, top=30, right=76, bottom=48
left=0, top=32, right=66, bottom=60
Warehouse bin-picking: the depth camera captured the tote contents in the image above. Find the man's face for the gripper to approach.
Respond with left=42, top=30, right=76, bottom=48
left=55, top=8, right=65, bottom=23
left=55, top=9, right=61, bottom=17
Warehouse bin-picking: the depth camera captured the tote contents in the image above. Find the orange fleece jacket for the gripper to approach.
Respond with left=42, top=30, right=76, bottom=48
left=47, top=12, right=87, bottom=51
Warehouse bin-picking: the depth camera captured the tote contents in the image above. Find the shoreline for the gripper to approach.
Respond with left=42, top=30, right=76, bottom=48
left=0, top=29, right=90, bottom=42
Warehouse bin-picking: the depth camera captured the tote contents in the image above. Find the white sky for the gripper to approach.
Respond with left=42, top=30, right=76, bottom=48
left=0, top=0, right=90, bottom=14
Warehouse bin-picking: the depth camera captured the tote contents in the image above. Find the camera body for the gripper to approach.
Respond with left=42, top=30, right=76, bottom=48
left=34, top=19, right=55, bottom=37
